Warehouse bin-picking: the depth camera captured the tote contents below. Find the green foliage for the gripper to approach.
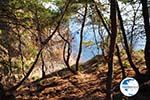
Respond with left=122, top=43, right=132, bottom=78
left=79, top=65, right=84, bottom=71
left=82, top=40, right=94, bottom=47
left=123, top=60, right=130, bottom=68
left=120, top=50, right=126, bottom=55
left=0, top=0, right=53, bottom=81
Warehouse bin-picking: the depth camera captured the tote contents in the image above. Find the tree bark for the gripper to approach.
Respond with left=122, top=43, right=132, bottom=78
left=106, top=0, right=117, bottom=99
left=75, top=3, right=87, bottom=71
left=116, top=45, right=126, bottom=78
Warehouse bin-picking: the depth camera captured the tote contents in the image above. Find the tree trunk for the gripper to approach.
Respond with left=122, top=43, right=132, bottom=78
left=116, top=45, right=126, bottom=78
left=75, top=3, right=87, bottom=71
left=106, top=0, right=117, bottom=99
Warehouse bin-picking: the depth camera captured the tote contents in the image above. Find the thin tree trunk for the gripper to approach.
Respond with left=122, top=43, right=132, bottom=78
left=116, top=45, right=126, bottom=79
left=75, top=3, right=87, bottom=71
left=106, top=0, right=117, bottom=99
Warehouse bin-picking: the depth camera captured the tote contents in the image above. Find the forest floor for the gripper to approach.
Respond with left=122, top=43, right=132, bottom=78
left=15, top=51, right=149, bottom=100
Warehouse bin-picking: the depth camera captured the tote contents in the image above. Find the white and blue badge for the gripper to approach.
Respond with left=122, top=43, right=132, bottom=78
left=120, top=77, right=139, bottom=97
